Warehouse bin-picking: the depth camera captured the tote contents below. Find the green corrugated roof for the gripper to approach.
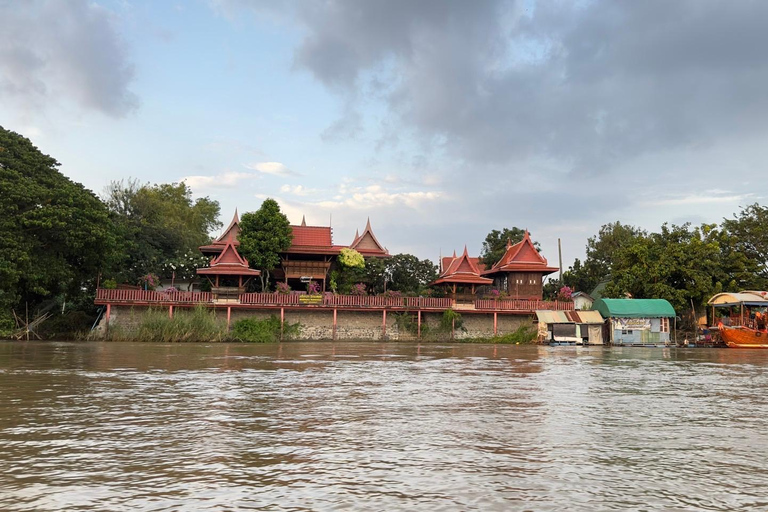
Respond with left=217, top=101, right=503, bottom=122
left=593, top=298, right=676, bottom=318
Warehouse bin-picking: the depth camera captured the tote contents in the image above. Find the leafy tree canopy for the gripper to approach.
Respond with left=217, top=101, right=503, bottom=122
left=238, top=199, right=292, bottom=291
left=0, top=126, right=116, bottom=316
left=722, top=203, right=768, bottom=280
left=480, top=227, right=540, bottom=267
left=386, top=254, right=438, bottom=294
left=104, top=179, right=221, bottom=283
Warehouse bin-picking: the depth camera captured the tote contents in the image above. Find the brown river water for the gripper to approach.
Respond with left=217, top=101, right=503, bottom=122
left=1, top=341, right=768, bottom=511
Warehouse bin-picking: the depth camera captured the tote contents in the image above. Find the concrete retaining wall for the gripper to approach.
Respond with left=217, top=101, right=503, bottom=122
left=102, top=305, right=536, bottom=341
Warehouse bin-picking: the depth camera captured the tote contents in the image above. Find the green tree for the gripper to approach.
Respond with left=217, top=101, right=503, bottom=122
left=0, top=126, right=116, bottom=317
left=722, top=203, right=768, bottom=281
left=104, top=179, right=221, bottom=283
left=479, top=227, right=540, bottom=267
left=563, top=221, right=646, bottom=294
left=238, top=199, right=293, bottom=291
left=386, top=254, right=438, bottom=294
left=604, top=223, right=731, bottom=311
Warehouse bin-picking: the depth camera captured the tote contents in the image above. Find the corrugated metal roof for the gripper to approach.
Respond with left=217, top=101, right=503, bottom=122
left=593, top=298, right=676, bottom=318
left=537, top=310, right=604, bottom=324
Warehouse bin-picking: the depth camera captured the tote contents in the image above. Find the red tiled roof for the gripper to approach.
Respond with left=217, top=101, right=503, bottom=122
left=482, top=231, right=558, bottom=276
left=290, top=225, right=333, bottom=247
left=197, top=242, right=260, bottom=276
left=432, top=246, right=494, bottom=286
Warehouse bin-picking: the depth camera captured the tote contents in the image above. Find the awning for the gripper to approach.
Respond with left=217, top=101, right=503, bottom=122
left=707, top=291, right=768, bottom=307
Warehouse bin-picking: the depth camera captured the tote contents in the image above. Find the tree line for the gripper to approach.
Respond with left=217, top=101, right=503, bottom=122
left=3, top=124, right=767, bottom=334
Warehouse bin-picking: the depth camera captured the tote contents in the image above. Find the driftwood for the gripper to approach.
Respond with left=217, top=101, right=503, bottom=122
left=10, top=308, right=51, bottom=341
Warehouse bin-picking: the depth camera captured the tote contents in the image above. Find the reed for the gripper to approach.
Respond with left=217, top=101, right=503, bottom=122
left=109, top=305, right=228, bottom=342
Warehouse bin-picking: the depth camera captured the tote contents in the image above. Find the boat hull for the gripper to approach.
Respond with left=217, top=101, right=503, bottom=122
left=720, top=326, right=768, bottom=348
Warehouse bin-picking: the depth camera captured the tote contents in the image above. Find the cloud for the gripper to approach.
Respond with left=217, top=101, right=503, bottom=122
left=0, top=0, right=138, bottom=117
left=651, top=192, right=755, bottom=207
left=280, top=184, right=319, bottom=196
left=244, top=161, right=299, bottom=176
left=280, top=0, right=768, bottom=177
left=182, top=171, right=257, bottom=190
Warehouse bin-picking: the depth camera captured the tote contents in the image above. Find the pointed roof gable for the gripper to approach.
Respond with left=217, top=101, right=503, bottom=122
left=482, top=231, right=558, bottom=276
left=350, top=218, right=389, bottom=256
left=199, top=210, right=240, bottom=255
left=197, top=242, right=260, bottom=276
left=432, top=246, right=493, bottom=286
left=217, top=209, right=240, bottom=245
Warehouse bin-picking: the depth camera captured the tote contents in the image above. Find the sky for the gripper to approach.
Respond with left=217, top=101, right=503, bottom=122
left=2, top=0, right=767, bottom=271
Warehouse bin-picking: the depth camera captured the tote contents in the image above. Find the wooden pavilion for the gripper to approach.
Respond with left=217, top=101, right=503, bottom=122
left=431, top=246, right=493, bottom=302
left=197, top=242, right=260, bottom=300
left=481, top=231, right=558, bottom=300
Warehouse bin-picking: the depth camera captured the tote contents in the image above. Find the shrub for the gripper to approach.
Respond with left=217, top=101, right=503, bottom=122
left=230, top=315, right=300, bottom=343
left=351, top=283, right=367, bottom=296
left=276, top=282, right=291, bottom=294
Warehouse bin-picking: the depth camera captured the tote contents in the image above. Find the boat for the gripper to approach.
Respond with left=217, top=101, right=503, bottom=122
left=718, top=325, right=768, bottom=348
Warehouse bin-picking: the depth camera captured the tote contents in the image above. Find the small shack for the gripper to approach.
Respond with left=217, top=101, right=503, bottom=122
left=536, top=310, right=605, bottom=345
left=572, top=291, right=594, bottom=311
left=594, top=298, right=675, bottom=346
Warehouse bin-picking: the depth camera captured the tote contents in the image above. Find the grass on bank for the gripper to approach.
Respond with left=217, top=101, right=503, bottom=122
left=458, top=325, right=538, bottom=344
left=104, top=306, right=300, bottom=343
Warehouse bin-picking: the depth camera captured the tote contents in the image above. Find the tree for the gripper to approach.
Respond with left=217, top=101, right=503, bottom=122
left=104, top=179, right=221, bottom=283
left=0, top=126, right=116, bottom=318
left=722, top=203, right=768, bottom=281
left=562, top=221, right=646, bottom=294
left=603, top=223, right=734, bottom=311
left=386, top=254, right=438, bottom=294
left=238, top=199, right=293, bottom=291
left=479, top=227, right=540, bottom=267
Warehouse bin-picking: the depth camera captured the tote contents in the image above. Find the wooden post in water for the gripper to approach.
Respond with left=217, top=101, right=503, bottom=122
left=382, top=310, right=387, bottom=338
left=417, top=310, right=421, bottom=340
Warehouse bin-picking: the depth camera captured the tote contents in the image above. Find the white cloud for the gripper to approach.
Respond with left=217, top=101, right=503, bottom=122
left=244, top=161, right=298, bottom=176
left=182, top=171, right=256, bottom=190
left=280, top=184, right=318, bottom=196
left=651, top=192, right=755, bottom=206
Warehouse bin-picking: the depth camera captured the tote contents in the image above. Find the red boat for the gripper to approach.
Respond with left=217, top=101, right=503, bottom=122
left=719, top=325, right=768, bottom=348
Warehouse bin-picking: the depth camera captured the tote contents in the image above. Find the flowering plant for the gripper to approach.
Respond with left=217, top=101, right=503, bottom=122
left=276, top=282, right=291, bottom=295
left=556, top=286, right=573, bottom=302
left=307, top=280, right=321, bottom=295
left=381, top=290, right=402, bottom=298
left=139, top=273, right=160, bottom=290
left=351, top=283, right=367, bottom=296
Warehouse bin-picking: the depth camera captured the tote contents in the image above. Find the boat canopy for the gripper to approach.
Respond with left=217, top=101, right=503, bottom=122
left=593, top=298, right=675, bottom=318
left=707, top=291, right=768, bottom=307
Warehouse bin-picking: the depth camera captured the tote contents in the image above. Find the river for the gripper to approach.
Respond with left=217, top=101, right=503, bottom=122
left=1, top=341, right=768, bottom=511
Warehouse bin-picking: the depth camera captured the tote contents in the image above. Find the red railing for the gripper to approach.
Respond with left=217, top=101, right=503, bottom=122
left=240, top=293, right=300, bottom=305
left=475, top=299, right=574, bottom=311
left=404, top=297, right=453, bottom=309
left=322, top=295, right=405, bottom=307
left=95, top=289, right=213, bottom=303
left=96, top=289, right=571, bottom=312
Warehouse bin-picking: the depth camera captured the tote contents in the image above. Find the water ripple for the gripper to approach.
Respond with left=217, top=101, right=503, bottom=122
left=2, top=342, right=768, bottom=510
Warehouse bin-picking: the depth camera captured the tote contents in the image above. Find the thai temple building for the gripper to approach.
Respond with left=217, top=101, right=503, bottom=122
left=198, top=211, right=390, bottom=294
left=481, top=231, right=559, bottom=300
left=433, top=231, right=558, bottom=301
left=432, top=247, right=493, bottom=302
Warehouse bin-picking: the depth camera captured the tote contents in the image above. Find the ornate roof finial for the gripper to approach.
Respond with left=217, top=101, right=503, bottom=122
left=301, top=215, right=306, bottom=227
